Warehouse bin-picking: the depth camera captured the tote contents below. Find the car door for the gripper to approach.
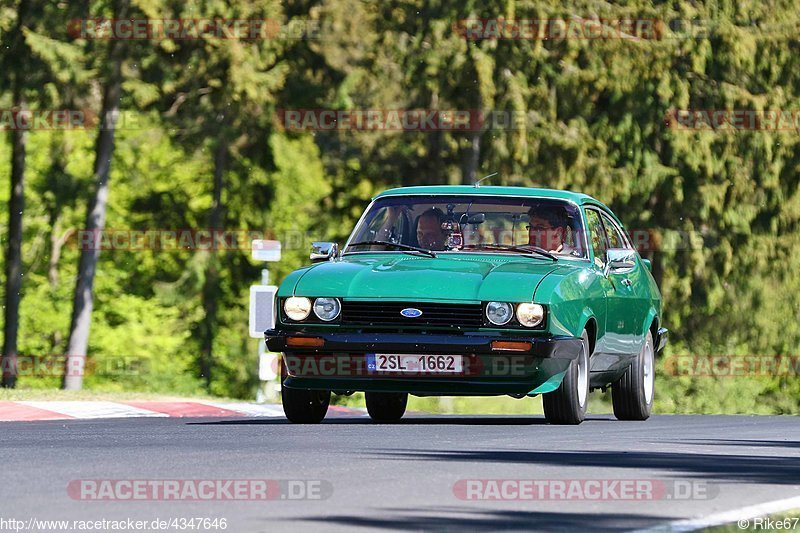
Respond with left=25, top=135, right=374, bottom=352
left=582, top=209, right=613, bottom=365
left=598, top=210, right=650, bottom=358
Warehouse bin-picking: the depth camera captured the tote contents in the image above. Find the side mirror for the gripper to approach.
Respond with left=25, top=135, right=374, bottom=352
left=641, top=258, right=652, bottom=272
left=605, top=248, right=636, bottom=275
left=310, top=241, right=338, bottom=262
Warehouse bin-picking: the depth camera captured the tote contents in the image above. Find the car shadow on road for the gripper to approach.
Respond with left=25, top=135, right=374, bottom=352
left=292, top=506, right=671, bottom=531
left=369, top=448, right=800, bottom=485
left=188, top=415, right=614, bottom=426
left=665, top=439, right=800, bottom=449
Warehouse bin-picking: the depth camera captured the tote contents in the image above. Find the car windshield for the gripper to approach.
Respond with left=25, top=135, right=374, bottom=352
left=346, top=195, right=587, bottom=258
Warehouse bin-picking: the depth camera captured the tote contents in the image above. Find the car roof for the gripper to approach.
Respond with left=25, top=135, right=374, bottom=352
left=374, top=185, right=607, bottom=208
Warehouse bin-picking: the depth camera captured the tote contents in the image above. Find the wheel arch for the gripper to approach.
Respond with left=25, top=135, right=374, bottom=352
left=581, top=315, right=598, bottom=356
left=641, top=307, right=659, bottom=340
left=648, top=315, right=659, bottom=339
left=647, top=314, right=666, bottom=355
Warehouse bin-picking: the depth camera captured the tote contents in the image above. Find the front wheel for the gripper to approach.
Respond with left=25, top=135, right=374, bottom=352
left=612, top=331, right=655, bottom=421
left=365, top=392, right=408, bottom=422
left=543, top=330, right=591, bottom=425
left=281, top=359, right=330, bottom=423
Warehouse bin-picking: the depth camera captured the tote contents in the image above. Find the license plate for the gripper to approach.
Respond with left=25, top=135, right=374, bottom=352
left=366, top=354, right=463, bottom=374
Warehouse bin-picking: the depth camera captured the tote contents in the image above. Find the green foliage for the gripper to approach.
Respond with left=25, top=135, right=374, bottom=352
left=264, top=134, right=331, bottom=280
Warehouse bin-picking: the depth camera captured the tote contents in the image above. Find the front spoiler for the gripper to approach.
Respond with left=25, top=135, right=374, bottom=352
left=284, top=372, right=570, bottom=396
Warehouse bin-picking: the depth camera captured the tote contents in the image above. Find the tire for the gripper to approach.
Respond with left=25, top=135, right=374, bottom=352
left=281, top=359, right=330, bottom=424
left=543, top=330, right=591, bottom=425
left=612, top=331, right=655, bottom=421
left=365, top=392, right=408, bottom=422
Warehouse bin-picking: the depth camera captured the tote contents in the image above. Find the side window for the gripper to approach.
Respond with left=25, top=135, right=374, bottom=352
left=585, top=210, right=608, bottom=268
left=600, top=212, right=628, bottom=249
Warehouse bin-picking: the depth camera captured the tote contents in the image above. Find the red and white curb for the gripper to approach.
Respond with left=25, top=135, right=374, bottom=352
left=0, top=400, right=365, bottom=422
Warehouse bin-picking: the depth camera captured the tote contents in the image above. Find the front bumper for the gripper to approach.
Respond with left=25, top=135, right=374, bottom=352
left=264, top=329, right=582, bottom=396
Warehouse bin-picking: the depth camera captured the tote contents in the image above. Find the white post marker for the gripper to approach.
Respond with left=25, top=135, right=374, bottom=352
left=250, top=240, right=281, bottom=402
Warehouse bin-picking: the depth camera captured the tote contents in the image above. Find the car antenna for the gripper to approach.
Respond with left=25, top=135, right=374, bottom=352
left=473, top=172, right=498, bottom=188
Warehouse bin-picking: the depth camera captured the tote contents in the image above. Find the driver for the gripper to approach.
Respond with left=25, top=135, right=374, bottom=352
left=416, top=208, right=448, bottom=251
left=528, top=208, right=575, bottom=254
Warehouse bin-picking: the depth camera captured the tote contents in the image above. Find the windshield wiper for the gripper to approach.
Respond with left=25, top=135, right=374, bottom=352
left=347, top=240, right=437, bottom=258
left=462, top=243, right=558, bottom=261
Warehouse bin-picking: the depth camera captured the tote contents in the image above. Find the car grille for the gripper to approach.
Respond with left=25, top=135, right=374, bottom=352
left=341, top=301, right=484, bottom=328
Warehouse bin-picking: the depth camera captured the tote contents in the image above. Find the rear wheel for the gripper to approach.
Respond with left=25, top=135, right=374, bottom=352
left=281, top=359, right=330, bottom=424
left=612, top=331, right=655, bottom=421
left=365, top=392, right=408, bottom=422
left=543, top=330, right=590, bottom=425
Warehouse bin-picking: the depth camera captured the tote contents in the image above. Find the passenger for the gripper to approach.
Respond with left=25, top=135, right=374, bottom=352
left=528, top=208, right=576, bottom=254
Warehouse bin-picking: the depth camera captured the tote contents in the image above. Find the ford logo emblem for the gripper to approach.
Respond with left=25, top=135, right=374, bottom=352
left=400, top=308, right=423, bottom=318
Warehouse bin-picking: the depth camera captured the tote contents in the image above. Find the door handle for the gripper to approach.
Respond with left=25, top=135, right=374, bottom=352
left=621, top=278, right=632, bottom=287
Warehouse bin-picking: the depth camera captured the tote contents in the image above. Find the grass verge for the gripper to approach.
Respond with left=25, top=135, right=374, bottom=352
left=0, top=388, right=237, bottom=403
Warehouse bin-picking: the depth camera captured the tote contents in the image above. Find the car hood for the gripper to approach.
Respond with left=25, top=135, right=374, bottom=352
left=288, top=253, right=563, bottom=302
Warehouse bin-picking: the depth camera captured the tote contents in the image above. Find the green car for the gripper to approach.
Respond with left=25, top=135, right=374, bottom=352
left=265, top=186, right=667, bottom=425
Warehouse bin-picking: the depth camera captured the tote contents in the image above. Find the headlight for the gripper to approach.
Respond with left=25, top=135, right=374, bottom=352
left=313, top=298, right=341, bottom=321
left=284, top=297, right=311, bottom=321
left=486, top=302, right=513, bottom=326
left=517, top=303, right=545, bottom=327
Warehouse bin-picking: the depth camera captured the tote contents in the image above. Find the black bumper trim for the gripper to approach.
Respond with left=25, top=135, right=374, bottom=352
left=264, top=329, right=582, bottom=360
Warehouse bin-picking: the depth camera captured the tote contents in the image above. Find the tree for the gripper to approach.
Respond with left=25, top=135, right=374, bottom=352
left=0, top=0, right=50, bottom=387
left=150, top=0, right=289, bottom=390
left=63, top=0, right=130, bottom=389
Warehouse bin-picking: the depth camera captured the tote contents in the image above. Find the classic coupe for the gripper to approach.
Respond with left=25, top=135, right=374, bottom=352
left=265, top=186, right=667, bottom=424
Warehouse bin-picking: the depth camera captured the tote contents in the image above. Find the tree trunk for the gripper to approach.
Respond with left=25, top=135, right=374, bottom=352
left=48, top=220, right=73, bottom=288
left=461, top=87, right=483, bottom=185
left=1, top=0, right=35, bottom=388
left=461, top=131, right=481, bottom=185
left=62, top=1, right=127, bottom=390
left=198, top=137, right=227, bottom=390
left=1, top=94, right=27, bottom=389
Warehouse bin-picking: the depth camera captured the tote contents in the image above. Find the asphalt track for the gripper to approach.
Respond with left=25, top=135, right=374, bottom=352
left=1, top=414, right=799, bottom=532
